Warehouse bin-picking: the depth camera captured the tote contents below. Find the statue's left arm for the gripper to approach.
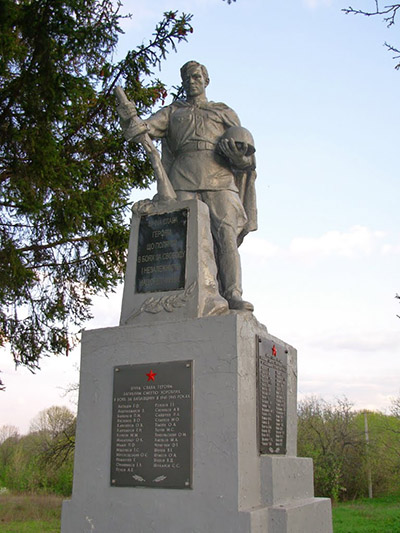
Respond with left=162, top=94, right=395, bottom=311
left=219, top=140, right=255, bottom=171
left=216, top=105, right=257, bottom=245
left=216, top=106, right=255, bottom=171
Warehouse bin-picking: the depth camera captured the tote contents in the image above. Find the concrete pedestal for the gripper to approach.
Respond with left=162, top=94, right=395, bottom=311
left=120, top=199, right=228, bottom=326
left=61, top=313, right=332, bottom=533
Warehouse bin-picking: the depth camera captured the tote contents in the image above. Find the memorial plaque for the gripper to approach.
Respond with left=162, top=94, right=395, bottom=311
left=135, top=209, right=188, bottom=293
left=256, top=336, right=287, bottom=454
left=111, top=360, right=193, bottom=489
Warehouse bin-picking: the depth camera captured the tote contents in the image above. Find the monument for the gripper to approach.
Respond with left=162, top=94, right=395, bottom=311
left=61, top=61, right=333, bottom=532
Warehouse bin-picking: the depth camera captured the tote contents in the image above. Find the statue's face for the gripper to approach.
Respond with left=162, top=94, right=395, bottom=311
left=182, top=66, right=207, bottom=97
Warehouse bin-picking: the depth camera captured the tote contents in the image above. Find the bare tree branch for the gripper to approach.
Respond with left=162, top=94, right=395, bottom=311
left=343, top=2, right=400, bottom=68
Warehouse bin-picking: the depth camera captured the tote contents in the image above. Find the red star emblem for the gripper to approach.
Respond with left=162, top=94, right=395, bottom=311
left=146, top=369, right=157, bottom=381
left=272, top=345, right=277, bottom=357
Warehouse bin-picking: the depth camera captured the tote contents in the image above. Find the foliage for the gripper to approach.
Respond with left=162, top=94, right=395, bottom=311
left=390, top=392, right=400, bottom=418
left=29, top=405, right=74, bottom=438
left=0, top=425, right=20, bottom=481
left=29, top=406, right=76, bottom=471
left=0, top=406, right=76, bottom=495
left=343, top=1, right=400, bottom=69
left=298, top=396, right=400, bottom=501
left=362, top=408, right=400, bottom=495
left=298, top=396, right=365, bottom=500
left=0, top=425, right=19, bottom=445
left=0, top=0, right=193, bottom=383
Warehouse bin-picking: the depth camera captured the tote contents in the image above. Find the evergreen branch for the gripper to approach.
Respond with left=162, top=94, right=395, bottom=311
left=14, top=235, right=92, bottom=254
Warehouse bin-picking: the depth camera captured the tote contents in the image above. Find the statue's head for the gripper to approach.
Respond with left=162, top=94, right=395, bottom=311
left=180, top=61, right=209, bottom=97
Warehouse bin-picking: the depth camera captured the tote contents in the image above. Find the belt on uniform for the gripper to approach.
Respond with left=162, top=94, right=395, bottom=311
left=176, top=141, right=216, bottom=154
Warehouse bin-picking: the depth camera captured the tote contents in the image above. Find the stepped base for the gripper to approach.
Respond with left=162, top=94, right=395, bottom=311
left=61, top=314, right=332, bottom=533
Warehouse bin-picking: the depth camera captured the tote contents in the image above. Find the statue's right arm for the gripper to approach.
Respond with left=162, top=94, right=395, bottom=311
left=121, top=104, right=171, bottom=143
left=122, top=119, right=148, bottom=142
left=144, top=106, right=171, bottom=140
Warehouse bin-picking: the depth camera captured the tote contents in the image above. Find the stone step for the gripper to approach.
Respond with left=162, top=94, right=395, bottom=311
left=249, top=497, right=333, bottom=533
left=260, top=456, right=315, bottom=506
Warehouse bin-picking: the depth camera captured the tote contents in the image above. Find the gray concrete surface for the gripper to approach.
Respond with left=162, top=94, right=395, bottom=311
left=61, top=314, right=332, bottom=532
left=120, top=198, right=228, bottom=326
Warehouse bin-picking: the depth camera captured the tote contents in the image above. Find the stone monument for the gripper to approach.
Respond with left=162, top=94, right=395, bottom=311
left=61, top=61, right=333, bottom=533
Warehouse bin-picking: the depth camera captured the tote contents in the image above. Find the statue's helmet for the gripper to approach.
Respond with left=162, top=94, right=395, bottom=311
left=219, top=126, right=256, bottom=156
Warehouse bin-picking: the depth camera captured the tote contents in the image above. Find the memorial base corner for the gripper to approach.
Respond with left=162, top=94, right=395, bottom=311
left=61, top=313, right=332, bottom=533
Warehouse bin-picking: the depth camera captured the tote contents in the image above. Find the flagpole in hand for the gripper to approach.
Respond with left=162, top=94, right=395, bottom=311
left=114, top=86, right=176, bottom=201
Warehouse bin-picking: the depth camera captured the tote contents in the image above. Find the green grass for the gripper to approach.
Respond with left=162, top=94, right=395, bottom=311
left=333, top=493, right=400, bottom=533
left=0, top=521, right=60, bottom=532
left=0, top=491, right=399, bottom=532
left=0, top=493, right=62, bottom=532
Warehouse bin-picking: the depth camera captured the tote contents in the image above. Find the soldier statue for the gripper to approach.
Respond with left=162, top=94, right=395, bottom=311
left=117, top=61, right=257, bottom=312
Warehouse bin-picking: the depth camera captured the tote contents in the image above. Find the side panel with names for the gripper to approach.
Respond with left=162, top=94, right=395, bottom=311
left=135, top=209, right=188, bottom=293
left=257, top=336, right=287, bottom=454
left=111, top=360, right=193, bottom=489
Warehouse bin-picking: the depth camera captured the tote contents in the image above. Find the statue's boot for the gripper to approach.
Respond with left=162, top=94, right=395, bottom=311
left=218, top=251, right=254, bottom=312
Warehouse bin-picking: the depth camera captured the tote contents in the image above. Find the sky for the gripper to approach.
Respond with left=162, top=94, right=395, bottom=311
left=1, top=0, right=399, bottom=434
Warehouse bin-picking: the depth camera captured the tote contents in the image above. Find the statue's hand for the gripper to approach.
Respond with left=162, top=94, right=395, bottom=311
left=218, top=138, right=251, bottom=169
left=121, top=119, right=148, bottom=142
left=116, top=103, right=135, bottom=122
left=116, top=99, right=148, bottom=141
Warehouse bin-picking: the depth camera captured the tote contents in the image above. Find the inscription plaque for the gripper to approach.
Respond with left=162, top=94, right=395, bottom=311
left=111, top=360, right=193, bottom=489
left=256, top=336, right=287, bottom=454
left=135, top=209, right=188, bottom=293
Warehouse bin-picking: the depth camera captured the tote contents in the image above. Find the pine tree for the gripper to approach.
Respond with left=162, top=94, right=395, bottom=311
left=0, top=0, right=193, bottom=385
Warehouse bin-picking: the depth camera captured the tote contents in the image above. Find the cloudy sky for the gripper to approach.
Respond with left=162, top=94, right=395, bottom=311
left=2, top=0, right=399, bottom=433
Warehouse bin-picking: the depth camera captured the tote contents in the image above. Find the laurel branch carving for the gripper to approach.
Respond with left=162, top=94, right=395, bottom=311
left=129, top=281, right=197, bottom=321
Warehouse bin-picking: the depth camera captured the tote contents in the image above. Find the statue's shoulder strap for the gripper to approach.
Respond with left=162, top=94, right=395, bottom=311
left=207, top=101, right=240, bottom=126
left=207, top=101, right=230, bottom=110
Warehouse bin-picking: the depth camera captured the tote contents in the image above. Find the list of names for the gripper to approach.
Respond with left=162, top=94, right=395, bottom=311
left=257, top=337, right=287, bottom=454
left=111, top=360, right=192, bottom=488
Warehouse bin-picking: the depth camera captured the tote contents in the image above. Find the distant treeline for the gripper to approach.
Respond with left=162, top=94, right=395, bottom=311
left=1, top=397, right=399, bottom=500
left=0, top=406, right=75, bottom=495
left=298, top=396, right=400, bottom=501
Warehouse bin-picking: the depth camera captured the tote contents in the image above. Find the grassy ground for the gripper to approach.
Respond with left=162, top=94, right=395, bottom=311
left=332, top=493, right=400, bottom=533
left=0, top=493, right=62, bottom=532
left=0, top=492, right=399, bottom=532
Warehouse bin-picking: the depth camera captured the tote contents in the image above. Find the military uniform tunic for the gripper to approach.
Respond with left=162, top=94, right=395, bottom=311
left=146, top=99, right=242, bottom=193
